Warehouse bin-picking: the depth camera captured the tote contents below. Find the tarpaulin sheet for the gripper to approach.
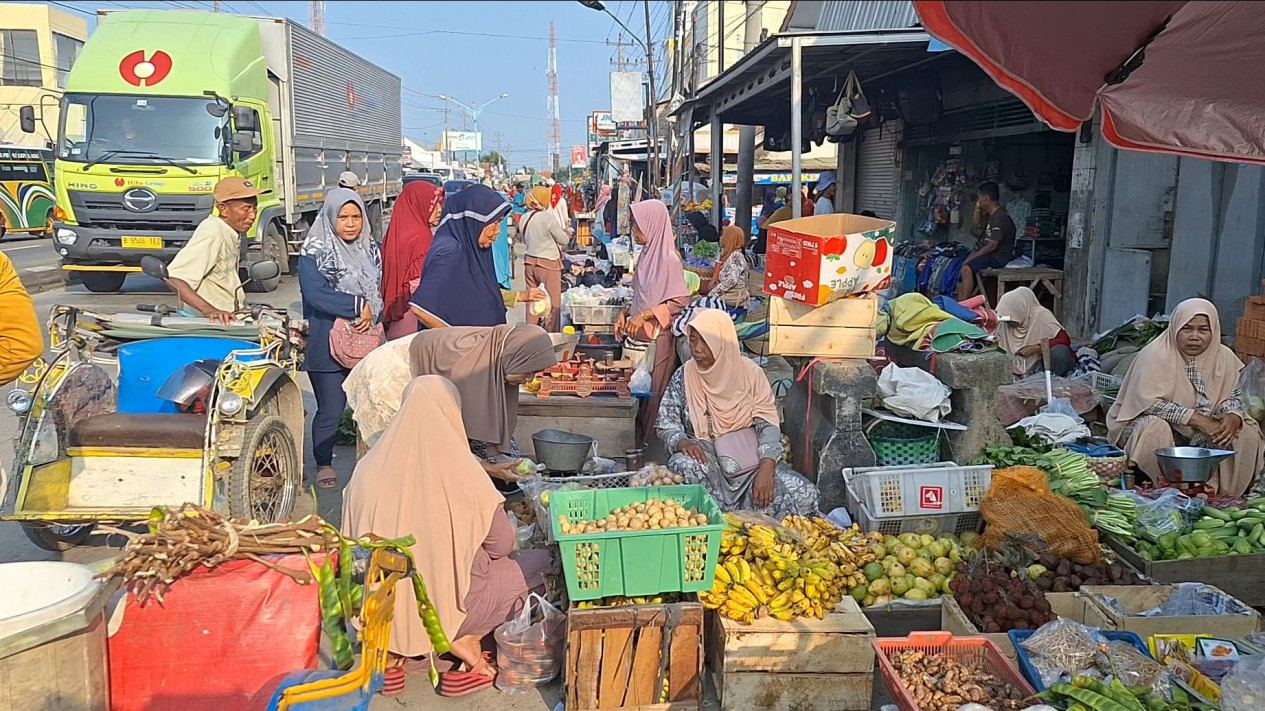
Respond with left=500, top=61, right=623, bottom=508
left=108, top=553, right=323, bottom=711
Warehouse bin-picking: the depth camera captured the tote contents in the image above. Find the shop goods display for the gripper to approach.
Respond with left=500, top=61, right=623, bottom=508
left=573, top=593, right=684, bottom=609
left=535, top=356, right=634, bottom=398
left=1012, top=619, right=1165, bottom=695
left=701, top=514, right=880, bottom=623
left=884, top=646, right=1030, bottom=711
left=550, top=485, right=726, bottom=601
left=849, top=531, right=974, bottom=606
left=978, top=465, right=1104, bottom=565
left=949, top=550, right=1058, bottom=633
left=1027, top=552, right=1150, bottom=592
left=628, top=464, right=686, bottom=487
left=1036, top=677, right=1208, bottom=711
left=1130, top=498, right=1265, bottom=561
left=506, top=499, right=537, bottom=526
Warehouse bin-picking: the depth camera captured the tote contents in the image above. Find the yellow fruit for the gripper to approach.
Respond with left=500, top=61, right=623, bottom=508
left=714, top=564, right=732, bottom=585
left=744, top=580, right=770, bottom=605
left=728, top=586, right=759, bottom=609
left=736, top=558, right=753, bottom=584
left=772, top=609, right=797, bottom=621
left=711, top=579, right=729, bottom=596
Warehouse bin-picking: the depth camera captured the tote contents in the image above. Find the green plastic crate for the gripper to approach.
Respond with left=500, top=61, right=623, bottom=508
left=549, top=485, right=726, bottom=601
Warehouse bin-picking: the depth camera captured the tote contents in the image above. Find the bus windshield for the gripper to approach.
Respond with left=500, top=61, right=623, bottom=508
left=59, top=94, right=228, bottom=165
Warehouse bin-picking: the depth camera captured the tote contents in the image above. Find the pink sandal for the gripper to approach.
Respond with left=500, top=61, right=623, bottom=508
left=438, top=652, right=496, bottom=697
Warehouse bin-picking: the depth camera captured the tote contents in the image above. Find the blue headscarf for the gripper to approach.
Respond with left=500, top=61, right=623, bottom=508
left=411, top=184, right=511, bottom=327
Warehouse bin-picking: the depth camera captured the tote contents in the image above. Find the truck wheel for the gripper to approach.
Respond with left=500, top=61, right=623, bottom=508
left=245, top=221, right=286, bottom=293
left=81, top=271, right=127, bottom=293
left=41, top=210, right=54, bottom=239
left=228, top=414, right=299, bottom=522
left=21, top=522, right=95, bottom=552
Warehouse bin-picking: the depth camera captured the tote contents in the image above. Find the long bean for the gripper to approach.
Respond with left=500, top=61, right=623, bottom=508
left=1048, top=683, right=1138, bottom=711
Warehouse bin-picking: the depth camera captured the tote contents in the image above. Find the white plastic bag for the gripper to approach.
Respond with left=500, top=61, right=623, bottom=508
left=876, top=363, right=951, bottom=422
left=629, top=365, right=652, bottom=396
left=1222, top=655, right=1265, bottom=711
left=494, top=593, right=566, bottom=693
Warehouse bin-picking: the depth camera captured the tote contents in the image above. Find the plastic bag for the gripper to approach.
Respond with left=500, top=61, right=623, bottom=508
left=979, top=466, right=1103, bottom=564
left=1130, top=489, right=1203, bottom=542
left=629, top=365, right=652, bottom=395
left=494, top=593, right=566, bottom=693
left=1223, top=656, right=1265, bottom=711
left=876, top=363, right=951, bottom=422
left=1241, top=357, right=1265, bottom=425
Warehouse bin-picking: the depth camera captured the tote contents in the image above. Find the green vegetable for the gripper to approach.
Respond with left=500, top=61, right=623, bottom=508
left=1203, top=506, right=1232, bottom=522
left=307, top=551, right=354, bottom=670
left=1072, top=676, right=1145, bottom=711
left=1048, top=682, right=1139, bottom=711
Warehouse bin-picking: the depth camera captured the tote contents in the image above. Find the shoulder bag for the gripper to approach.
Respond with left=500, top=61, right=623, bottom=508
left=702, top=392, right=762, bottom=476
left=329, top=317, right=385, bottom=369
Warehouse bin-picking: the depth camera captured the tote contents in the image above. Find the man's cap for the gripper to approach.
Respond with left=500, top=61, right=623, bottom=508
left=338, top=171, right=360, bottom=188
left=214, top=176, right=268, bottom=202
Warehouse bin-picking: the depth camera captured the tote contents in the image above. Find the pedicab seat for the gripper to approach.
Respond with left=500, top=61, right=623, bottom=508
left=68, top=413, right=206, bottom=450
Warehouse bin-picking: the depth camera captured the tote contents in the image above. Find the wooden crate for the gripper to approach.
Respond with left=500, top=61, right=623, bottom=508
left=941, top=593, right=1085, bottom=660
left=1237, top=318, right=1265, bottom=342
left=565, top=600, right=704, bottom=711
left=1106, top=534, right=1265, bottom=607
left=767, top=296, right=877, bottom=358
left=706, top=597, right=875, bottom=711
left=1078, top=584, right=1260, bottom=641
left=1244, top=296, right=1265, bottom=322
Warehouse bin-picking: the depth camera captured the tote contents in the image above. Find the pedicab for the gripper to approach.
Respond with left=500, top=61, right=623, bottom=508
left=1, top=260, right=307, bottom=551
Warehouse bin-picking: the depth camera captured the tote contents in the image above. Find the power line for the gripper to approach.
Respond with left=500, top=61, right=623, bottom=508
left=326, top=21, right=608, bottom=45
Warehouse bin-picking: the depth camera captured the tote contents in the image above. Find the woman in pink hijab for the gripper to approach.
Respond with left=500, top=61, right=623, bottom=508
left=618, top=199, right=691, bottom=444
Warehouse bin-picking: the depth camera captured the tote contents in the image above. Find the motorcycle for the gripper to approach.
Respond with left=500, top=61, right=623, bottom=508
left=2, top=259, right=308, bottom=551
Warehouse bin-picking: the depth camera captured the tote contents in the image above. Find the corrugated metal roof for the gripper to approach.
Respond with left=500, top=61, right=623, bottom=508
left=817, top=1, right=920, bottom=31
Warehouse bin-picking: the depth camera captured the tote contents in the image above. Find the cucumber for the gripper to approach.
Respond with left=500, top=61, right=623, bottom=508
left=1251, top=523, right=1265, bottom=546
left=1195, top=518, right=1227, bottom=530
left=1202, top=507, right=1232, bottom=521
left=1212, top=527, right=1242, bottom=539
left=1229, top=508, right=1250, bottom=520
left=1246, top=497, right=1265, bottom=508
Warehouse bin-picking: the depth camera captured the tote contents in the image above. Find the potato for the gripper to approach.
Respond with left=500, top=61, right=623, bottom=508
left=630, top=519, right=645, bottom=530
left=693, top=513, right=709, bottom=525
left=672, top=474, right=684, bottom=484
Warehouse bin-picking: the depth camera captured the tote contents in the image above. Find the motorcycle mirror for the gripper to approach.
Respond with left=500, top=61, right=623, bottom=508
left=140, top=255, right=169, bottom=281
left=247, top=260, right=280, bottom=283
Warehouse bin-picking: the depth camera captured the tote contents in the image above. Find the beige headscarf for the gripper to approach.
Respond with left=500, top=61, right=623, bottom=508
left=1108, top=299, right=1246, bottom=436
left=341, top=375, right=504, bottom=656
left=683, top=309, right=780, bottom=438
left=409, top=324, right=558, bottom=452
left=995, top=287, right=1065, bottom=374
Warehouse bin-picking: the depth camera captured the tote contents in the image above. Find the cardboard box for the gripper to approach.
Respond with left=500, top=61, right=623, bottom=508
left=1244, top=296, right=1265, bottom=322
left=1237, top=318, right=1265, bottom=342
left=763, top=214, right=896, bottom=306
left=706, top=597, right=875, bottom=711
left=767, top=295, right=877, bottom=358
left=1078, top=585, right=1260, bottom=644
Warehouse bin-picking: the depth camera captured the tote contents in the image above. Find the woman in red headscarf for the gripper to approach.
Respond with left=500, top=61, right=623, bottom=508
left=381, top=181, right=445, bottom=339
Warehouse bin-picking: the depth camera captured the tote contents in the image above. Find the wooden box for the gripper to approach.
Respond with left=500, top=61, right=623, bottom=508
left=767, top=295, right=877, bottom=358
left=1078, top=584, right=1260, bottom=642
left=1106, top=534, right=1265, bottom=607
left=1244, top=296, right=1265, bottom=323
left=1237, top=318, right=1265, bottom=343
left=941, top=593, right=1085, bottom=660
left=565, top=600, right=704, bottom=711
left=706, top=597, right=876, bottom=711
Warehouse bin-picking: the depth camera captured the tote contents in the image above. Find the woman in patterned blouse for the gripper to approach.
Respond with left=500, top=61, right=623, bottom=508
left=1107, top=299, right=1264, bottom=495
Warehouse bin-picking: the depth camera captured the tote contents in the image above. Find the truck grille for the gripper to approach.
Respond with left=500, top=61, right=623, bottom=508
left=67, top=190, right=213, bottom=231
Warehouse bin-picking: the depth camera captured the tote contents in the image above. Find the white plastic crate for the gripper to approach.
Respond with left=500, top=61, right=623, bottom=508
left=841, top=462, right=993, bottom=518
left=570, top=303, right=626, bottom=325
left=1074, top=371, right=1124, bottom=408
left=847, top=478, right=984, bottom=537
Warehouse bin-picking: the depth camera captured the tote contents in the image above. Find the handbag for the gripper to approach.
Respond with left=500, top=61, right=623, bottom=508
left=329, top=317, right=385, bottom=369
left=702, top=393, right=761, bottom=476
left=846, top=71, right=872, bottom=120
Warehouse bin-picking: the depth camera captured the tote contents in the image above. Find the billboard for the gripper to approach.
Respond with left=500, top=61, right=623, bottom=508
left=570, top=145, right=588, bottom=167
left=610, top=72, right=645, bottom=123
left=443, top=131, right=482, bottom=152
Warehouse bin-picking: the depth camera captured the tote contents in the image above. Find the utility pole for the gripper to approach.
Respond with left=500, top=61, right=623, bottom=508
left=441, top=105, right=451, bottom=164
left=213, top=0, right=220, bottom=11
left=308, top=1, right=325, bottom=36
left=547, top=21, right=562, bottom=176
left=607, top=33, right=640, bottom=72
left=642, top=0, right=659, bottom=188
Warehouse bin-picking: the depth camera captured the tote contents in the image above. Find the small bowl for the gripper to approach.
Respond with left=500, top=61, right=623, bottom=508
left=1154, top=446, right=1235, bottom=483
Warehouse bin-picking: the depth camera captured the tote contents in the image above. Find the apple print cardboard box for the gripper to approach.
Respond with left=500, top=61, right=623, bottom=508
left=763, top=213, right=895, bottom=306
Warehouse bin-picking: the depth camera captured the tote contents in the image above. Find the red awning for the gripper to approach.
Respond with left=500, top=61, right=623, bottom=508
left=913, top=1, right=1265, bottom=164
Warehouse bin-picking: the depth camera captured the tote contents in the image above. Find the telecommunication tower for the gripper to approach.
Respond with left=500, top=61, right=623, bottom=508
left=547, top=20, right=562, bottom=174
left=309, top=1, right=326, bottom=36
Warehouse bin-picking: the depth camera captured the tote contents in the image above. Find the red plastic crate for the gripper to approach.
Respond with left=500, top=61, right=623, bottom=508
left=873, top=631, right=1035, bottom=711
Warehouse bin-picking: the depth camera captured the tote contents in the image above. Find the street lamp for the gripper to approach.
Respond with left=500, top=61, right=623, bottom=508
left=578, top=0, right=659, bottom=187
left=438, top=93, right=510, bottom=163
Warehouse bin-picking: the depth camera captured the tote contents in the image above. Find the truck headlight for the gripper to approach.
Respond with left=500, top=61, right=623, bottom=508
left=55, top=228, right=77, bottom=245
left=218, top=392, right=244, bottom=416
left=6, top=389, right=32, bottom=414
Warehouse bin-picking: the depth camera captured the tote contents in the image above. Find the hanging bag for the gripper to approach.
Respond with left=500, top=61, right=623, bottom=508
left=825, top=79, right=857, bottom=137
left=703, top=391, right=761, bottom=476
left=846, top=71, right=872, bottom=120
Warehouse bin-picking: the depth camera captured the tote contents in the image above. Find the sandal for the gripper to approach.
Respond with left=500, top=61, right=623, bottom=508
left=381, top=665, right=405, bottom=696
left=438, top=653, right=496, bottom=698
left=315, top=467, right=338, bottom=489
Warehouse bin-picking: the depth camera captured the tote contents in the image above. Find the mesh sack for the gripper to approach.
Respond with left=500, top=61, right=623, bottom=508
left=979, top=466, right=1102, bottom=564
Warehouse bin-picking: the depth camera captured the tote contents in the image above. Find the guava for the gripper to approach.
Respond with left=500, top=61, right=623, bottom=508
left=869, top=578, right=892, bottom=596
left=864, top=562, right=886, bottom=581
left=934, top=557, right=955, bottom=576
left=895, top=546, right=917, bottom=566
left=909, top=558, right=934, bottom=578
left=889, top=576, right=911, bottom=595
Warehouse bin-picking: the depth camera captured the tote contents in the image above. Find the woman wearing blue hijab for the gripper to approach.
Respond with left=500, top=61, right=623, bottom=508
left=411, top=185, right=539, bottom=327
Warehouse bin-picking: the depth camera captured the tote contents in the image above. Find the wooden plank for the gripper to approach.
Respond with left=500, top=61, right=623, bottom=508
left=768, top=295, right=877, bottom=328
left=712, top=599, right=875, bottom=675
left=941, top=597, right=1015, bottom=659
left=566, top=619, right=583, bottom=711
left=518, top=394, right=640, bottom=416
left=768, top=324, right=875, bottom=358
left=626, top=626, right=662, bottom=707
left=568, top=604, right=703, bottom=632
left=598, top=626, right=635, bottom=710
left=717, top=671, right=873, bottom=711
left=577, top=628, right=602, bottom=711
left=1078, top=584, right=1260, bottom=640
left=668, top=618, right=701, bottom=704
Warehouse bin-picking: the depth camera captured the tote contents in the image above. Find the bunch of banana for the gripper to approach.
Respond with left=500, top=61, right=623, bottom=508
left=575, top=594, right=679, bottom=609
left=702, top=557, right=782, bottom=624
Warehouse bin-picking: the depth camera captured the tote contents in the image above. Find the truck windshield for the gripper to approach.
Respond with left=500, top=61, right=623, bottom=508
left=58, top=94, right=227, bottom=166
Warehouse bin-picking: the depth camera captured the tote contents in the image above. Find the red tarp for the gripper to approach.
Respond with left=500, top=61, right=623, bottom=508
left=108, top=553, right=323, bottom=711
left=914, top=1, right=1265, bottom=164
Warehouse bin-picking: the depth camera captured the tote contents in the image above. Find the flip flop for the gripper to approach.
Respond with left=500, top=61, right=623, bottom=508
left=315, top=468, right=338, bottom=489
left=381, top=666, right=405, bottom=696
left=438, top=654, right=496, bottom=698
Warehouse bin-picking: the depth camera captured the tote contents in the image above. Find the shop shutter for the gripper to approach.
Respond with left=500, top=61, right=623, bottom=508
left=855, top=119, right=903, bottom=220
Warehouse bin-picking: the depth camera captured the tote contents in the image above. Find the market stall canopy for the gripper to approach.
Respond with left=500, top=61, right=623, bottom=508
left=914, top=1, right=1265, bottom=164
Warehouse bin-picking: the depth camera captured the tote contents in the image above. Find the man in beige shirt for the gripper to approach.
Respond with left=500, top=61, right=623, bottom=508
left=166, top=177, right=268, bottom=324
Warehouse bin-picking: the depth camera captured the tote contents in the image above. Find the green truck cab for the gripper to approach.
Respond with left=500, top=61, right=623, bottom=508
left=34, top=9, right=402, bottom=293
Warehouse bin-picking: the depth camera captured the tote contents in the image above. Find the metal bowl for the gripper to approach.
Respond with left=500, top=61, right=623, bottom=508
left=531, top=429, right=596, bottom=473
left=1154, top=446, right=1235, bottom=483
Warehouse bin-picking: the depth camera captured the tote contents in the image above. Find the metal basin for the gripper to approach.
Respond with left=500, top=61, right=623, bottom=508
left=1155, top=446, right=1235, bottom=483
left=532, top=428, right=596, bottom=473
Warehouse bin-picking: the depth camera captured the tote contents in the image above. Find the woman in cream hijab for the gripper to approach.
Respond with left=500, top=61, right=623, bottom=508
left=342, top=376, right=552, bottom=695
left=995, top=287, right=1074, bottom=376
left=1107, top=299, right=1264, bottom=495
left=655, top=309, right=819, bottom=517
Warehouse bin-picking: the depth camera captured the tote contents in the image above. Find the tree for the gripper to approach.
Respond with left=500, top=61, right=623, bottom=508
left=479, top=151, right=505, bottom=166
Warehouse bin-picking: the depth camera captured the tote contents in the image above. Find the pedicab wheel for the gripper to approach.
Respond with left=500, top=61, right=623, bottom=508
left=229, top=414, right=300, bottom=522
left=21, top=522, right=95, bottom=551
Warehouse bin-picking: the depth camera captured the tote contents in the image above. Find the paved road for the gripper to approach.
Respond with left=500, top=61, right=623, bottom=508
left=1, top=232, right=57, bottom=272
left=0, top=275, right=339, bottom=565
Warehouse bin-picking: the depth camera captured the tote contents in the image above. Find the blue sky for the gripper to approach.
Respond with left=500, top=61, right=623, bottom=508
left=43, top=0, right=673, bottom=169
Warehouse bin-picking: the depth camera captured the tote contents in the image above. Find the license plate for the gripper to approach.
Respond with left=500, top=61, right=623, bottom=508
left=121, top=236, right=163, bottom=249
